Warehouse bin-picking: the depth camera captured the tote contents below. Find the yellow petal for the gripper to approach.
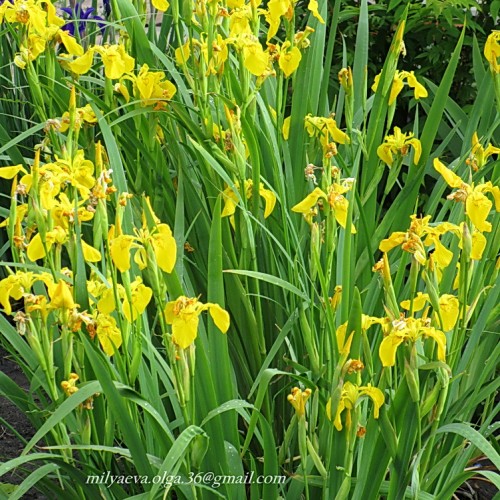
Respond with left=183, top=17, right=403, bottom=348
left=242, top=43, right=269, bottom=76
left=400, top=292, right=429, bottom=312
left=81, top=240, right=101, bottom=262
left=152, top=0, right=170, bottom=10
left=438, top=294, right=459, bottom=331
left=379, top=333, right=405, bottom=367
left=207, top=303, right=230, bottom=333
left=282, top=116, right=291, bottom=140
left=359, top=384, right=385, bottom=419
left=466, top=190, right=492, bottom=232
left=377, top=144, right=394, bottom=167
left=49, top=280, right=75, bottom=310
left=58, top=30, right=84, bottom=56
left=96, top=314, right=122, bottom=355
left=110, top=235, right=136, bottom=272
left=332, top=194, right=356, bottom=233
left=406, top=71, right=428, bottom=100
left=433, top=158, right=463, bottom=189
left=432, top=237, right=453, bottom=268
left=27, top=233, right=50, bottom=261
left=423, top=327, right=446, bottom=362
left=307, top=0, right=325, bottom=23
left=279, top=46, right=302, bottom=78
left=259, top=186, right=277, bottom=218
left=408, top=138, right=422, bottom=164
left=0, top=165, right=27, bottom=179
left=97, top=289, right=116, bottom=314
left=389, top=77, right=405, bottom=105
left=172, top=314, right=199, bottom=349
left=471, top=230, right=487, bottom=260
left=122, top=283, right=152, bottom=322
left=291, top=187, right=327, bottom=214
left=379, top=232, right=406, bottom=252
left=66, top=49, right=95, bottom=75
left=152, top=224, right=177, bottom=273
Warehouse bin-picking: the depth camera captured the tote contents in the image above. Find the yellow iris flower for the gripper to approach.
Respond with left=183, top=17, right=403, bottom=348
left=164, top=296, right=230, bottom=349
left=126, top=64, right=177, bottom=109
left=59, top=104, right=97, bottom=133
left=121, top=278, right=153, bottom=322
left=94, top=44, right=135, bottom=80
left=484, top=30, right=500, bottom=73
left=95, top=313, right=122, bottom=355
left=265, top=0, right=324, bottom=41
left=433, top=158, right=500, bottom=233
left=109, top=198, right=176, bottom=273
left=326, top=382, right=384, bottom=431
left=377, top=126, right=422, bottom=167
left=466, top=132, right=500, bottom=172
left=277, top=42, right=302, bottom=78
left=380, top=215, right=457, bottom=267
left=292, top=181, right=356, bottom=233
left=287, top=386, right=312, bottom=417
left=372, top=70, right=428, bottom=105
left=304, top=114, right=350, bottom=145
left=379, top=315, right=446, bottom=367
left=241, top=37, right=269, bottom=76
left=88, top=276, right=152, bottom=323
left=222, top=179, right=276, bottom=225
left=109, top=221, right=177, bottom=274
left=60, top=48, right=96, bottom=75
left=0, top=272, right=37, bottom=315
left=400, top=292, right=459, bottom=332
left=49, top=279, right=76, bottom=310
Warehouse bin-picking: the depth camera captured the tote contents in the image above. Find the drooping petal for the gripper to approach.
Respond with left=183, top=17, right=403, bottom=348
left=307, top=0, right=325, bottom=23
left=400, top=292, right=429, bottom=312
left=377, top=144, right=394, bottom=167
left=388, top=76, right=405, bottom=105
left=406, top=71, right=428, bottom=100
left=433, top=158, right=463, bottom=189
left=408, top=138, right=422, bottom=164
left=259, top=186, right=277, bottom=218
left=471, top=230, right=487, bottom=260
left=438, top=294, right=459, bottom=331
left=379, top=333, right=405, bottom=367
left=81, top=240, right=101, bottom=262
left=172, top=314, right=199, bottom=349
left=359, top=384, right=385, bottom=419
left=431, top=236, right=453, bottom=268
left=332, top=194, right=356, bottom=233
left=422, top=327, right=446, bottom=362
left=0, top=165, right=27, bottom=179
left=49, top=280, right=76, bottom=310
left=207, top=303, right=230, bottom=333
left=110, top=235, right=136, bottom=272
left=279, top=46, right=302, bottom=78
left=466, top=190, right=492, bottom=232
left=152, top=224, right=177, bottom=273
left=122, top=283, right=152, bottom=322
left=379, top=232, right=406, bottom=252
left=27, top=233, right=51, bottom=261
left=291, top=187, right=327, bottom=214
left=96, top=314, right=122, bottom=355
left=66, top=48, right=95, bottom=75
left=58, top=29, right=84, bottom=56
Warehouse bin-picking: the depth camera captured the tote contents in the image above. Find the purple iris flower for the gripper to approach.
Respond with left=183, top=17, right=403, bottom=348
left=61, top=3, right=106, bottom=36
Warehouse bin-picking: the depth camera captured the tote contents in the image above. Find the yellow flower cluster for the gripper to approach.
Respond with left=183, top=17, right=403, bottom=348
left=372, top=70, right=428, bottom=105
left=0, top=0, right=83, bottom=68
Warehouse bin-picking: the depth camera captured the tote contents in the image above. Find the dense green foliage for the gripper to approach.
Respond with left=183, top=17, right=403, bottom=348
left=0, top=0, right=499, bottom=498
